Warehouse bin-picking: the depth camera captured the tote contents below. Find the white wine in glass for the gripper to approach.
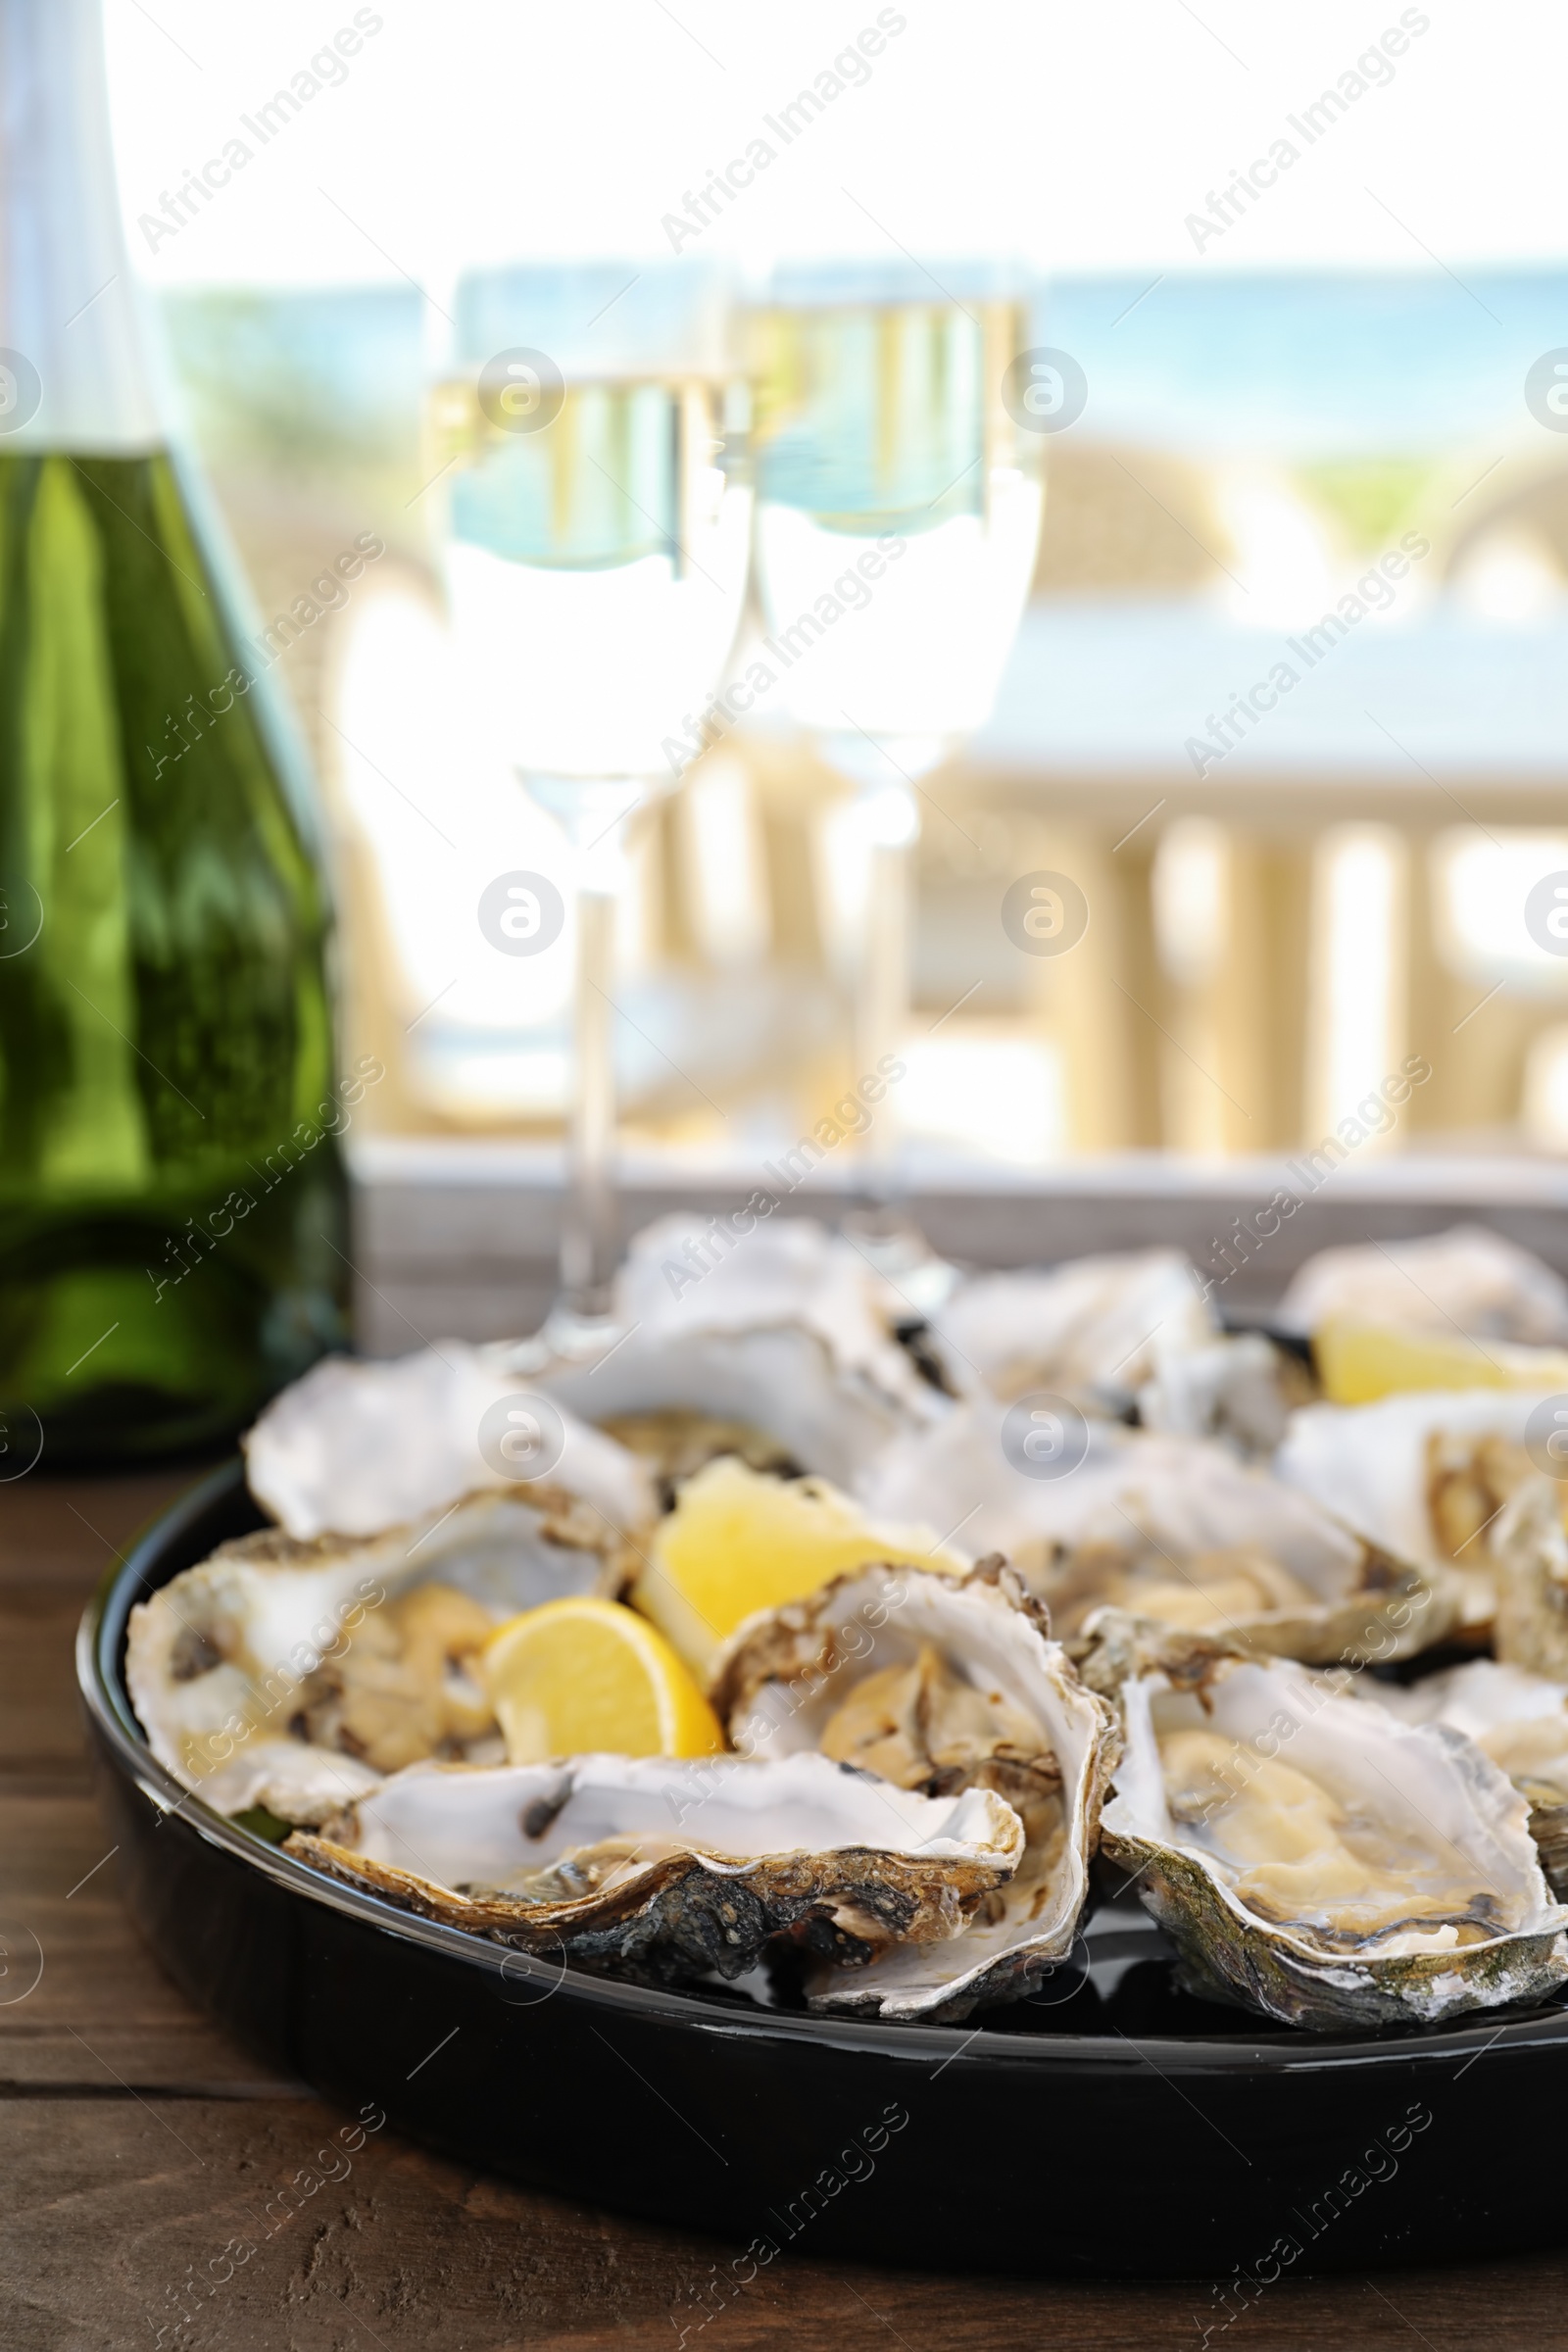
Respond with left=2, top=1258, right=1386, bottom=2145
left=430, top=267, right=751, bottom=1341
left=750, top=267, right=1043, bottom=1203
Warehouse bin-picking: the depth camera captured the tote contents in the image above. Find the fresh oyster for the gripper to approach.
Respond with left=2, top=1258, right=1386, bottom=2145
left=1101, top=1653, right=1568, bottom=2032
left=536, top=1217, right=943, bottom=1491
left=1278, top=1224, right=1568, bottom=1346
left=244, top=1343, right=654, bottom=1541
left=286, top=1749, right=1024, bottom=1986
left=611, top=1211, right=946, bottom=1416
left=711, top=1561, right=1117, bottom=2018
left=245, top=1220, right=945, bottom=1543
left=1276, top=1389, right=1563, bottom=1633
left=860, top=1415, right=1449, bottom=1667
left=1491, top=1474, right=1568, bottom=1678
left=1137, top=1331, right=1316, bottom=1461
left=925, top=1248, right=1215, bottom=1413
left=1367, top=1658, right=1568, bottom=1898
left=127, top=1489, right=629, bottom=1822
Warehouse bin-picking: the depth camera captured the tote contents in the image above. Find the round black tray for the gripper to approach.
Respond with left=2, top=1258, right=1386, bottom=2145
left=78, top=1460, right=1568, bottom=2278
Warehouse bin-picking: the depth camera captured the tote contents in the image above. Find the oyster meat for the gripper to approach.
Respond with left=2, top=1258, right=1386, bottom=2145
left=1490, top=1474, right=1568, bottom=1679
left=127, top=1489, right=629, bottom=1823
left=1276, top=1389, right=1565, bottom=1633
left=286, top=1749, right=1024, bottom=1986
left=860, top=1416, right=1448, bottom=1667
left=1368, top=1657, right=1568, bottom=1899
left=1102, top=1653, right=1568, bottom=2032
left=712, top=1561, right=1117, bottom=2018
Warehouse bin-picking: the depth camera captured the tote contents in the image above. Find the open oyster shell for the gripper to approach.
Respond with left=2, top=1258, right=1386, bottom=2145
left=286, top=1750, right=1024, bottom=1987
left=1137, top=1332, right=1316, bottom=1461
left=1278, top=1224, right=1568, bottom=1345
left=1102, top=1653, right=1568, bottom=2033
left=537, top=1319, right=934, bottom=1496
left=711, top=1562, right=1117, bottom=2019
left=1366, top=1657, right=1568, bottom=1900
left=534, top=1214, right=944, bottom=1493
left=1491, top=1475, right=1568, bottom=1678
left=925, top=1248, right=1215, bottom=1413
left=612, top=1211, right=945, bottom=1414
left=245, top=1219, right=944, bottom=1543
left=127, top=1489, right=629, bottom=1823
left=860, top=1416, right=1449, bottom=1668
left=1276, top=1388, right=1563, bottom=1634
left=244, top=1342, right=654, bottom=1541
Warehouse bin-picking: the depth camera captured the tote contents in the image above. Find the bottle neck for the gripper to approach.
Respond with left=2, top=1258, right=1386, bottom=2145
left=0, top=0, right=160, bottom=451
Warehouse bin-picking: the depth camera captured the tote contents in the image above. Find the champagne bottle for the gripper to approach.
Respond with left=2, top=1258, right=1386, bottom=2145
left=0, top=0, right=349, bottom=1466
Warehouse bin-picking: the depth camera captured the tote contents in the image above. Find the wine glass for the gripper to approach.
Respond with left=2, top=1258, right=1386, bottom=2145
left=749, top=261, right=1045, bottom=1222
left=428, top=264, right=752, bottom=1346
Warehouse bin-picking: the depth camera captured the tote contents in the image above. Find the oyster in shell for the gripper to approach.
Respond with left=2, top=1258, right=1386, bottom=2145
left=1137, top=1332, right=1316, bottom=1461
left=1102, top=1653, right=1568, bottom=2032
left=711, top=1561, right=1117, bottom=2018
left=1491, top=1474, right=1568, bottom=1678
left=286, top=1750, right=1024, bottom=1987
left=535, top=1217, right=943, bottom=1493
left=612, top=1211, right=944, bottom=1414
left=1276, top=1389, right=1563, bottom=1633
left=244, top=1343, right=654, bottom=1541
left=925, top=1249, right=1215, bottom=1413
left=1367, top=1658, right=1568, bottom=1899
left=860, top=1415, right=1448, bottom=1667
left=127, top=1489, right=629, bottom=1823
left=1278, top=1224, right=1568, bottom=1346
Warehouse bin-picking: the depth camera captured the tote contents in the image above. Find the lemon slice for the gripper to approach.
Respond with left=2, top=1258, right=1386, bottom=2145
left=1314, top=1317, right=1568, bottom=1406
left=631, top=1452, right=961, bottom=1683
left=482, top=1597, right=723, bottom=1765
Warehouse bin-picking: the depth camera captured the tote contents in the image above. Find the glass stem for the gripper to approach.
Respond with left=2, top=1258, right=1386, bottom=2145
left=856, top=782, right=920, bottom=1201
left=561, top=880, right=619, bottom=1318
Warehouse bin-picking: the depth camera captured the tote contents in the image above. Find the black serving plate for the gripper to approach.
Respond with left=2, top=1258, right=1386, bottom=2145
left=79, top=1461, right=1568, bottom=2278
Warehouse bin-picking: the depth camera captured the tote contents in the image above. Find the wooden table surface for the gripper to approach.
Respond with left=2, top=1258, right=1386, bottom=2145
left=6, top=1469, right=1568, bottom=2352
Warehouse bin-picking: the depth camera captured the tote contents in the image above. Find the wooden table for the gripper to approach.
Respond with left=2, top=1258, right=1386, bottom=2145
left=5, top=1470, right=1566, bottom=2352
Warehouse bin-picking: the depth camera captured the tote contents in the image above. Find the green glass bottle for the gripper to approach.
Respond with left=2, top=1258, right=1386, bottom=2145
left=0, top=0, right=349, bottom=1465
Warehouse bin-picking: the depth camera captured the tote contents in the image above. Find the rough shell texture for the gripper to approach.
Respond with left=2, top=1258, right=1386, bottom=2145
left=286, top=1750, right=1024, bottom=1987
left=539, top=1323, right=931, bottom=1496
left=126, top=1489, right=627, bottom=1821
left=1367, top=1656, right=1568, bottom=1901
left=925, top=1249, right=1214, bottom=1411
left=1102, top=1655, right=1568, bottom=2033
left=711, top=1561, right=1118, bottom=2019
left=611, top=1213, right=946, bottom=1416
left=244, top=1344, right=654, bottom=1541
left=1276, top=1388, right=1562, bottom=1633
left=1492, top=1476, right=1568, bottom=1679
left=860, top=1418, right=1450, bottom=1667
left=1277, top=1224, right=1568, bottom=1345
left=1138, top=1333, right=1315, bottom=1462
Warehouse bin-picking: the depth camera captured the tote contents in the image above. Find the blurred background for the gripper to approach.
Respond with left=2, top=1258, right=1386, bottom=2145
left=102, top=0, right=1568, bottom=1202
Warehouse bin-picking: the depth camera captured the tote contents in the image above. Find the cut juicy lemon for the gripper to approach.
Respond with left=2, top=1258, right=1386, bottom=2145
left=632, top=1453, right=962, bottom=1683
left=482, top=1597, right=723, bottom=1765
left=1314, top=1317, right=1568, bottom=1407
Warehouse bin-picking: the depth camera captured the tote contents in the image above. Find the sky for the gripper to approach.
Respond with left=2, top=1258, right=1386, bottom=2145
left=103, top=0, right=1568, bottom=292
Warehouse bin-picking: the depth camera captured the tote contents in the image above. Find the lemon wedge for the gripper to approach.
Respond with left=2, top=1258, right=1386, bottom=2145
left=481, top=1597, right=724, bottom=1765
left=1314, top=1317, right=1568, bottom=1406
left=631, top=1452, right=960, bottom=1683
